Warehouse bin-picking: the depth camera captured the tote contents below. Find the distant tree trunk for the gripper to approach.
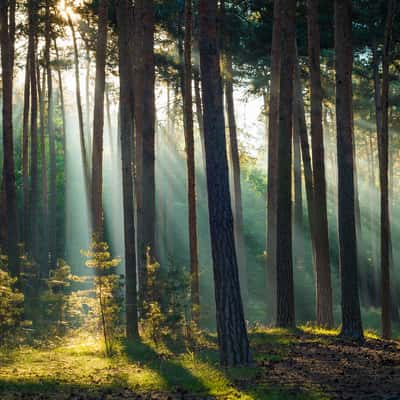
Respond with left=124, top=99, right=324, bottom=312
left=117, top=0, right=138, bottom=340
left=306, top=0, right=333, bottom=328
left=46, top=0, right=57, bottom=270
left=85, top=46, right=91, bottom=160
left=275, top=0, right=296, bottom=329
left=182, top=0, right=200, bottom=323
left=38, top=63, right=49, bottom=275
left=68, top=14, right=90, bottom=198
left=193, top=69, right=206, bottom=166
left=334, top=0, right=363, bottom=341
left=293, top=60, right=316, bottom=266
left=224, top=52, right=248, bottom=308
left=0, top=0, right=18, bottom=274
left=377, top=0, right=396, bottom=339
left=199, top=0, right=251, bottom=366
left=292, top=114, right=303, bottom=267
left=91, top=0, right=108, bottom=238
left=134, top=0, right=156, bottom=308
left=266, top=0, right=281, bottom=323
left=22, top=54, right=30, bottom=248
left=28, top=0, right=39, bottom=262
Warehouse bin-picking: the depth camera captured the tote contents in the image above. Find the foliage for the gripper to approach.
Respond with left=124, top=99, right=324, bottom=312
left=82, top=238, right=123, bottom=356
left=0, top=257, right=24, bottom=343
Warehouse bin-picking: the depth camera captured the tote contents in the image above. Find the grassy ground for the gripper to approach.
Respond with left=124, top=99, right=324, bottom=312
left=0, top=327, right=398, bottom=399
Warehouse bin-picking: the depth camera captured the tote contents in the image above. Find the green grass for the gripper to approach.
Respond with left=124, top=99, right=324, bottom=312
left=0, top=330, right=336, bottom=399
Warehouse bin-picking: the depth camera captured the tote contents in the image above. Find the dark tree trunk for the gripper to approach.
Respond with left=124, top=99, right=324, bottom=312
left=182, top=0, right=200, bottom=323
left=199, top=0, right=250, bottom=366
left=117, top=0, right=139, bottom=340
left=334, top=0, right=363, bottom=341
left=91, top=0, right=108, bottom=238
left=0, top=0, right=18, bottom=274
left=275, top=0, right=296, bottom=329
left=306, top=0, right=333, bottom=328
left=376, top=0, right=396, bottom=339
left=266, top=0, right=281, bottom=323
left=22, top=55, right=30, bottom=248
left=38, top=63, right=49, bottom=276
left=224, top=52, right=248, bottom=308
left=28, top=0, right=39, bottom=262
left=68, top=15, right=90, bottom=198
left=134, top=0, right=156, bottom=308
left=46, top=0, right=57, bottom=270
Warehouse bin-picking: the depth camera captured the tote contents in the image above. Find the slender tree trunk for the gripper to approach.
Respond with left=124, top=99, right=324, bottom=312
left=46, top=0, right=57, bottom=270
left=38, top=63, right=49, bottom=275
left=266, top=0, right=281, bottom=323
left=85, top=46, right=91, bottom=160
left=334, top=0, right=363, bottom=341
left=276, top=0, right=296, bottom=329
left=378, top=0, right=396, bottom=339
left=307, top=0, right=333, bottom=328
left=117, top=0, right=139, bottom=340
left=224, top=52, right=248, bottom=308
left=182, top=0, right=200, bottom=323
left=134, top=0, right=156, bottom=308
left=22, top=54, right=30, bottom=248
left=199, top=0, right=251, bottom=366
left=91, top=0, right=108, bottom=238
left=68, top=15, right=90, bottom=198
left=0, top=0, right=18, bottom=274
left=28, top=0, right=39, bottom=262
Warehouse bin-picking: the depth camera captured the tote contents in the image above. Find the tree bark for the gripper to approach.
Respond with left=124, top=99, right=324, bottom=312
left=306, top=0, right=334, bottom=328
left=28, top=0, right=39, bottom=262
left=199, top=0, right=250, bottom=366
left=117, top=0, right=139, bottom=340
left=182, top=0, right=200, bottom=323
left=0, top=0, right=18, bottom=274
left=46, top=0, right=57, bottom=270
left=224, top=52, right=248, bottom=309
left=266, top=0, right=281, bottom=323
left=334, top=0, right=363, bottom=341
left=275, top=0, right=296, bottom=329
left=91, top=0, right=108, bottom=238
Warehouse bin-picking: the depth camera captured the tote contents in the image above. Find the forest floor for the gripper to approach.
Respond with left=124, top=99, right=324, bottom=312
left=0, top=327, right=399, bottom=400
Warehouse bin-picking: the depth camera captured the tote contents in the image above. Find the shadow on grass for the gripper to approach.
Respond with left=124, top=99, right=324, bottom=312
left=124, top=338, right=211, bottom=396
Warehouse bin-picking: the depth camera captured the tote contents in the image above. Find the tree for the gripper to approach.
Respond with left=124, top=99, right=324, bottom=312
left=91, top=0, right=108, bottom=238
left=306, top=0, right=334, bottom=328
left=0, top=0, right=18, bottom=275
left=334, top=0, right=363, bottom=341
left=134, top=0, right=156, bottom=307
left=117, top=0, right=139, bottom=340
left=375, top=0, right=396, bottom=340
left=275, top=0, right=296, bottom=329
left=198, top=0, right=251, bottom=366
left=266, top=0, right=281, bottom=322
left=28, top=0, right=39, bottom=262
left=182, top=0, right=200, bottom=323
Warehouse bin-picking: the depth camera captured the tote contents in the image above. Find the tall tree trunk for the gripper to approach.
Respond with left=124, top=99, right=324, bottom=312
left=182, top=0, right=200, bottom=323
left=224, top=52, right=248, bottom=308
left=46, top=0, right=57, bottom=270
left=28, top=0, right=39, bottom=262
left=38, top=63, right=49, bottom=275
left=117, top=0, right=138, bottom=340
left=266, top=0, right=281, bottom=323
left=276, top=0, right=296, bottom=329
left=85, top=46, right=91, bottom=160
left=0, top=0, right=18, bottom=274
left=334, top=0, right=363, bottom=341
left=134, top=0, right=156, bottom=308
left=199, top=0, right=250, bottom=366
left=22, top=54, right=30, bottom=249
left=378, top=0, right=396, bottom=339
left=91, top=0, right=108, bottom=238
left=68, top=14, right=90, bottom=198
left=306, top=0, right=333, bottom=328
